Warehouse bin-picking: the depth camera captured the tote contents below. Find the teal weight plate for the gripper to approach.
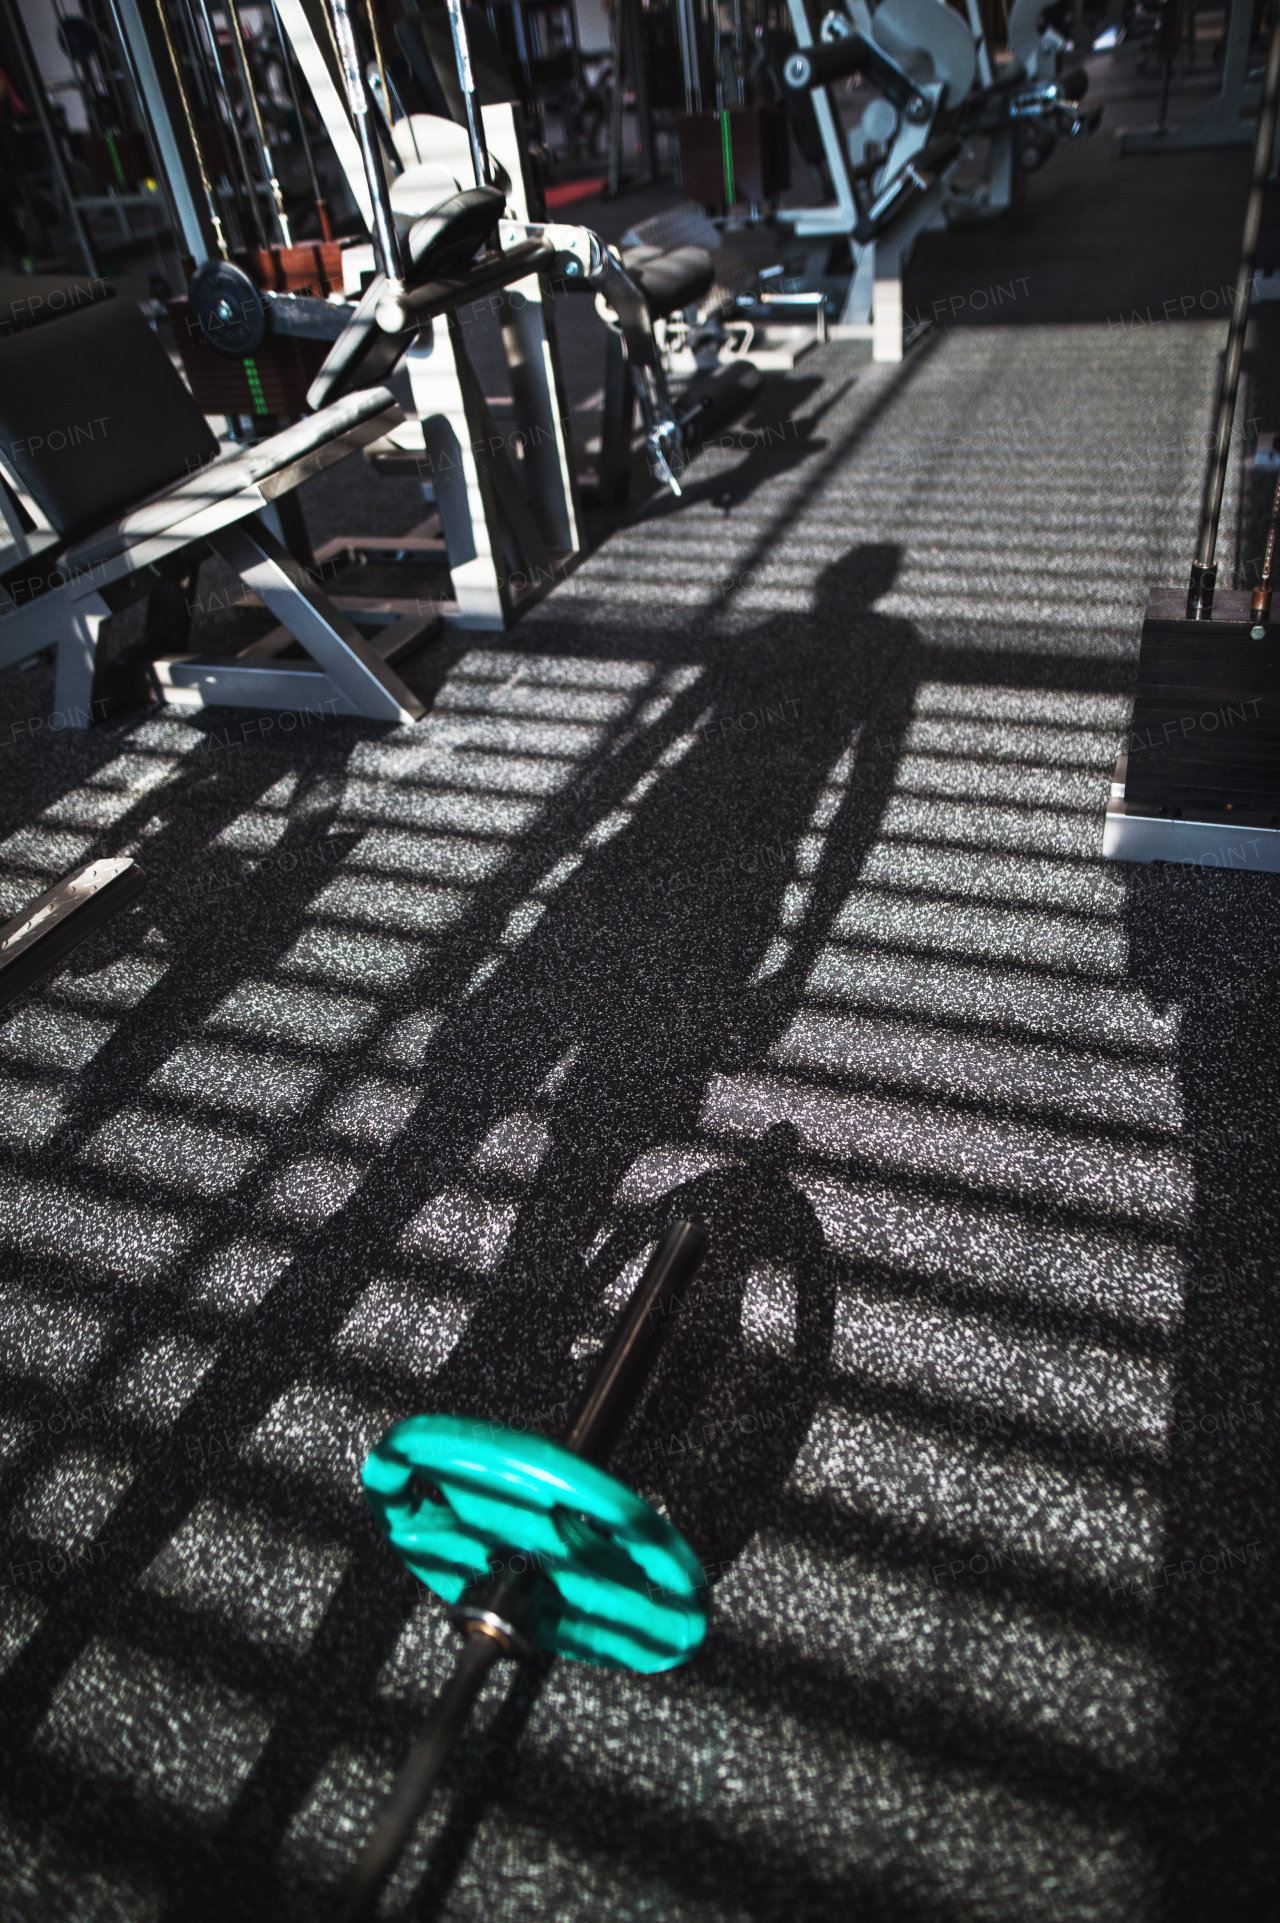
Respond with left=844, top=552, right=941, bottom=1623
left=363, top=1414, right=707, bottom=1673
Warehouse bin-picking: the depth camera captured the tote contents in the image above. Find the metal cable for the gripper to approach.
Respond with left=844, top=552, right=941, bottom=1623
left=151, top=0, right=228, bottom=255
left=225, top=0, right=292, bottom=244
left=365, top=0, right=391, bottom=133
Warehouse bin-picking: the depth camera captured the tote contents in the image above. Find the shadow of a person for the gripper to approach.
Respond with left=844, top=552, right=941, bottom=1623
left=93, top=542, right=927, bottom=1923
left=592, top=1122, right=838, bottom=1578
left=420, top=540, right=922, bottom=1438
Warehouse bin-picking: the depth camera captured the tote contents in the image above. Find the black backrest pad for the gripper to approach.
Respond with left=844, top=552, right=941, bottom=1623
left=408, top=187, right=505, bottom=280
left=0, top=272, right=115, bottom=340
left=307, top=274, right=405, bottom=413
left=0, top=296, right=219, bottom=537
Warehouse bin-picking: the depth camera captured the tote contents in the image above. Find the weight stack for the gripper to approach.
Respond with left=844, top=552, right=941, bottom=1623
left=166, top=298, right=331, bottom=419
left=169, top=242, right=358, bottom=420
left=1103, top=587, right=1280, bottom=872
left=677, top=106, right=790, bottom=214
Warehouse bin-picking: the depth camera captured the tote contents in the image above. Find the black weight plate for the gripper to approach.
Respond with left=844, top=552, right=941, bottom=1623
left=190, top=259, right=266, bottom=358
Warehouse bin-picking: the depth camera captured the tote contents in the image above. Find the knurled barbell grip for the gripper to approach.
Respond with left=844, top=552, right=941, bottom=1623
left=562, top=1220, right=709, bottom=1466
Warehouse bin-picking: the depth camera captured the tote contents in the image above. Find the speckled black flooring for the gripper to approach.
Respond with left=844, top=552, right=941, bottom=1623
left=1, top=57, right=1279, bottom=1923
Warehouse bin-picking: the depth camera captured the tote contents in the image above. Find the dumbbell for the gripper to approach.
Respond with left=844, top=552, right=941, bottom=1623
left=333, top=1220, right=710, bottom=1920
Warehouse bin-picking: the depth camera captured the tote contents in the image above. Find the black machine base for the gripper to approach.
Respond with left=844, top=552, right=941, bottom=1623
left=1104, top=589, right=1280, bottom=871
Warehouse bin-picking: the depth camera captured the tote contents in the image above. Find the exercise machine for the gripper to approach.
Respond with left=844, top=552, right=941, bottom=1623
left=218, top=2, right=711, bottom=612
left=1104, top=10, right=1280, bottom=873
left=334, top=1219, right=710, bottom=1919
left=0, top=283, right=426, bottom=723
left=771, top=0, right=1099, bottom=358
left=1121, top=0, right=1280, bottom=156
left=776, top=0, right=965, bottom=359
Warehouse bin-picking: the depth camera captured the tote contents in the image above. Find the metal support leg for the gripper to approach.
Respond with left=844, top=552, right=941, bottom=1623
left=54, top=592, right=113, bottom=723
left=501, top=277, right=580, bottom=556
left=261, top=491, right=316, bottom=572
left=407, top=331, right=508, bottom=629
left=868, top=183, right=949, bottom=360
left=1122, top=0, right=1271, bottom=153
left=842, top=243, right=875, bottom=326
left=872, top=270, right=903, bottom=362
left=212, top=517, right=424, bottom=721
left=596, top=328, right=636, bottom=508
left=447, top=318, right=554, bottom=581
left=987, top=126, right=1015, bottom=214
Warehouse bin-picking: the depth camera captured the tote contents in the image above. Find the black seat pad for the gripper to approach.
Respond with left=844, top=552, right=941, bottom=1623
left=619, top=245, right=715, bottom=320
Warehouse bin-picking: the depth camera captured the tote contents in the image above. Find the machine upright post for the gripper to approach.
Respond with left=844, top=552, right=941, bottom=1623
left=106, top=0, right=218, bottom=262
left=675, top=0, right=701, bottom=115
left=443, top=0, right=491, bottom=186
left=1187, top=11, right=1280, bottom=618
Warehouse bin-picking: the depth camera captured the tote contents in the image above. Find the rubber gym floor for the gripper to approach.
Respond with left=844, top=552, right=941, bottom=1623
left=1, top=46, right=1278, bottom=1923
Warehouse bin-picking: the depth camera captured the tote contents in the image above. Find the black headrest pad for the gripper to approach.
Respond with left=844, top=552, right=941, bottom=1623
left=0, top=297, right=218, bottom=538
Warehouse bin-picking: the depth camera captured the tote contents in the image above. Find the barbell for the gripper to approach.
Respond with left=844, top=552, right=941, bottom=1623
left=333, top=1219, right=710, bottom=1919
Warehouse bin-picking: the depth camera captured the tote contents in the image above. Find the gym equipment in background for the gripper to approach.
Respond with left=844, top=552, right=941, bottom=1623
left=98, top=0, right=733, bottom=643
left=268, top=0, right=336, bottom=239
left=142, top=0, right=364, bottom=425
left=303, top=0, right=588, bottom=619
left=0, top=859, right=145, bottom=1013
left=1121, top=0, right=1278, bottom=156
left=769, top=0, right=1099, bottom=359
left=0, top=292, right=428, bottom=725
left=174, top=241, right=357, bottom=425
left=674, top=0, right=792, bottom=220
left=955, top=0, right=1099, bottom=187
left=1104, top=10, right=1280, bottom=874
left=333, top=1219, right=710, bottom=1921
left=772, top=0, right=965, bottom=358
left=0, top=0, right=101, bottom=277
left=308, top=1, right=707, bottom=551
